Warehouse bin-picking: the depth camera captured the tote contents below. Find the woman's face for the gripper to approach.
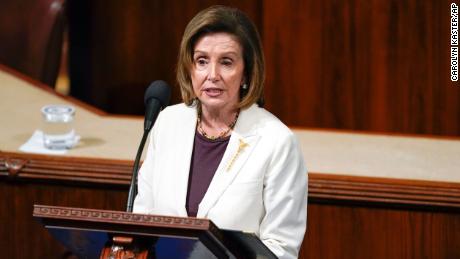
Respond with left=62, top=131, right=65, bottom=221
left=191, top=32, right=245, bottom=113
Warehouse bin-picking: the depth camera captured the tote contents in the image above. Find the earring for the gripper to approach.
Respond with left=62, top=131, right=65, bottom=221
left=242, top=83, right=248, bottom=90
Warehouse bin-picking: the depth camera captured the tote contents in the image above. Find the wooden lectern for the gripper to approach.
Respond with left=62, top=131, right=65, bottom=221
left=33, top=204, right=277, bottom=259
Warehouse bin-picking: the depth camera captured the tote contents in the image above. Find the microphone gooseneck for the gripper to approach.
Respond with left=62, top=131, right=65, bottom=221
left=126, top=81, right=171, bottom=212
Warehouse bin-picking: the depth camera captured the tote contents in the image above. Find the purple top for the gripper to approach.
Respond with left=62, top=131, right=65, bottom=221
left=186, top=131, right=230, bottom=217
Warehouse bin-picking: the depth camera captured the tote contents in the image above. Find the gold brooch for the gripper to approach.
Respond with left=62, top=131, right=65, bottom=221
left=226, top=139, right=248, bottom=171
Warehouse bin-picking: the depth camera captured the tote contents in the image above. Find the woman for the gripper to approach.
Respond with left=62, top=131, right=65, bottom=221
left=134, top=5, right=307, bottom=258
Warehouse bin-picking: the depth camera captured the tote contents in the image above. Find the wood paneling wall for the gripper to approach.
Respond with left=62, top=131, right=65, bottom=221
left=0, top=0, right=66, bottom=87
left=301, top=203, right=460, bottom=259
left=263, top=0, right=460, bottom=135
left=67, top=0, right=459, bottom=136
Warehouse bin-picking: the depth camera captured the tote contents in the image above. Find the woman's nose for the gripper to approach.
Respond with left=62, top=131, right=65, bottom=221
left=207, top=62, right=220, bottom=82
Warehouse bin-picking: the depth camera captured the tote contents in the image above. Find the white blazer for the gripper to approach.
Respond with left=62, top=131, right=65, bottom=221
left=134, top=103, right=308, bottom=258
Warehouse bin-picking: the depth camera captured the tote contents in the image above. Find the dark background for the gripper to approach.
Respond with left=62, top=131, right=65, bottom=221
left=6, top=0, right=460, bottom=136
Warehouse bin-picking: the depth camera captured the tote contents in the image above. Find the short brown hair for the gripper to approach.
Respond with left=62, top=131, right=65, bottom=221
left=176, top=5, right=265, bottom=109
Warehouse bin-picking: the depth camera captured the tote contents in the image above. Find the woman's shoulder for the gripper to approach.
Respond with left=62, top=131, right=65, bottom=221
left=155, top=103, right=196, bottom=129
left=241, top=104, right=293, bottom=138
left=241, top=105, right=302, bottom=159
left=161, top=103, right=195, bottom=115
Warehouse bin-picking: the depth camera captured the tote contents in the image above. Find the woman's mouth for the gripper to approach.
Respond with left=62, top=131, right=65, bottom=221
left=203, top=88, right=223, bottom=97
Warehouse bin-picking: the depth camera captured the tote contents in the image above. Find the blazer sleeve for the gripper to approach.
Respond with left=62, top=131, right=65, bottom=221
left=259, top=130, right=308, bottom=259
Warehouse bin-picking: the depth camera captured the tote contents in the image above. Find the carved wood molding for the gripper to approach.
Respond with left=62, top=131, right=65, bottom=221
left=33, top=205, right=211, bottom=229
left=4, top=157, right=28, bottom=177
left=309, top=173, right=460, bottom=209
left=0, top=151, right=132, bottom=185
left=3, top=151, right=460, bottom=210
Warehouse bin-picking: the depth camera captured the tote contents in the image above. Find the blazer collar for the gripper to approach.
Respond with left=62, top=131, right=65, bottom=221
left=197, top=104, right=261, bottom=218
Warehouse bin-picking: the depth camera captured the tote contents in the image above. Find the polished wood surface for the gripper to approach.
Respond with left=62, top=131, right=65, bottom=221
left=66, top=0, right=459, bottom=136
left=0, top=65, right=143, bottom=160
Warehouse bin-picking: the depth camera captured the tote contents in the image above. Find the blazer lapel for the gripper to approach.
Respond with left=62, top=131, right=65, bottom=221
left=170, top=105, right=197, bottom=217
left=197, top=105, right=261, bottom=218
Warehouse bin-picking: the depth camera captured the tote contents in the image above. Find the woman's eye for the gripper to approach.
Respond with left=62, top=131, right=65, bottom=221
left=195, top=58, right=207, bottom=66
left=221, top=59, right=233, bottom=66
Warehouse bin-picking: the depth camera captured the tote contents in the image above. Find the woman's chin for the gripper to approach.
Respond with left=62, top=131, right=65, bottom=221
left=199, top=98, right=235, bottom=111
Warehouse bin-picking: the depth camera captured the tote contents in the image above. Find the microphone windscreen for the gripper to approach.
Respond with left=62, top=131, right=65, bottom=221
left=144, top=80, right=171, bottom=108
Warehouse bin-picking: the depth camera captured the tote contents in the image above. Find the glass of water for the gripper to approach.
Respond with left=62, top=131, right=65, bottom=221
left=41, top=104, right=76, bottom=149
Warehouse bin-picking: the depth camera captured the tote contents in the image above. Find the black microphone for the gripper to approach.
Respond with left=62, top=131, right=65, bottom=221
left=126, top=80, right=171, bottom=212
left=143, top=80, right=171, bottom=131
